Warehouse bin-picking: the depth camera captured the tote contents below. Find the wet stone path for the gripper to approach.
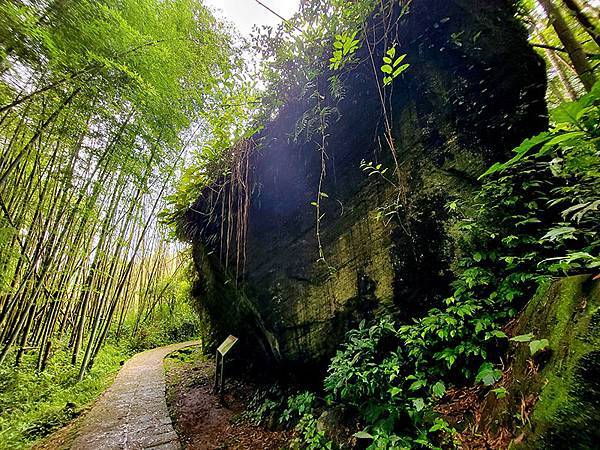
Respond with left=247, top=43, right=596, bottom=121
left=72, top=341, right=199, bottom=450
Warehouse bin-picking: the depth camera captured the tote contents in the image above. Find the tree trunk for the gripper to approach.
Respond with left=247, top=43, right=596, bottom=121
left=536, top=28, right=579, bottom=99
left=538, top=0, right=597, bottom=91
left=14, top=303, right=36, bottom=366
left=562, top=0, right=600, bottom=47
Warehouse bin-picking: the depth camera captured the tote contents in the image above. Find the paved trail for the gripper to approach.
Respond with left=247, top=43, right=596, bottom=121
left=72, top=341, right=199, bottom=450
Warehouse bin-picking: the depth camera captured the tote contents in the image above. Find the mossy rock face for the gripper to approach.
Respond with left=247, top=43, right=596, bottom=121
left=481, top=275, right=600, bottom=449
left=184, top=0, right=547, bottom=376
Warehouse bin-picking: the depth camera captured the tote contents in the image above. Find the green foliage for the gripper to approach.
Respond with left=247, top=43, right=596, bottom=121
left=0, top=0, right=229, bottom=385
left=491, top=387, right=508, bottom=399
left=477, top=81, right=600, bottom=274
left=381, top=45, right=410, bottom=86
left=360, top=160, right=403, bottom=225
left=510, top=333, right=535, bottom=342
left=475, top=362, right=502, bottom=386
left=529, top=339, right=549, bottom=356
left=509, top=333, right=550, bottom=356
left=249, top=0, right=378, bottom=112
left=321, top=83, right=600, bottom=447
left=0, top=293, right=198, bottom=448
left=119, top=263, right=201, bottom=352
left=0, top=344, right=130, bottom=449
left=281, top=391, right=317, bottom=424
left=280, top=392, right=333, bottom=450
left=1, top=0, right=233, bottom=149
left=122, top=298, right=200, bottom=352
left=0, top=254, right=199, bottom=449
left=324, top=318, right=456, bottom=448
left=243, top=387, right=333, bottom=449
left=291, top=413, right=333, bottom=450
left=242, top=385, right=287, bottom=426
left=329, top=31, right=361, bottom=70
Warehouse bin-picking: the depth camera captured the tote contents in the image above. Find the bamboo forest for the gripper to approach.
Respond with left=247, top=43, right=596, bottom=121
left=0, top=0, right=598, bottom=449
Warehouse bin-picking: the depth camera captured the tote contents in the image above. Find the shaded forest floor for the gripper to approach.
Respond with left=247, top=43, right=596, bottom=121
left=165, top=347, right=291, bottom=449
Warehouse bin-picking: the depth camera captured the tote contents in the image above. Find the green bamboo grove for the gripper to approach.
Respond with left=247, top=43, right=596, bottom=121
left=0, top=0, right=233, bottom=379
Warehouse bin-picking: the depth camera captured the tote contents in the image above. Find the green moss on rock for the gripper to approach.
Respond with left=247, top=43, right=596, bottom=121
left=481, top=275, right=600, bottom=449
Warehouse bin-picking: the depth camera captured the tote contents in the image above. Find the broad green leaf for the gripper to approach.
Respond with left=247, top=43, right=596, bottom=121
left=510, top=333, right=534, bottom=342
left=392, top=63, right=409, bottom=78
left=541, top=227, right=576, bottom=242
left=412, top=398, right=425, bottom=411
left=354, top=431, right=374, bottom=439
left=478, top=132, right=552, bottom=179
left=492, top=387, right=508, bottom=399
left=476, top=362, right=502, bottom=386
left=389, top=386, right=402, bottom=397
left=529, top=338, right=549, bottom=356
left=409, top=379, right=427, bottom=391
left=432, top=381, right=446, bottom=397
left=393, top=53, right=407, bottom=67
left=537, top=131, right=586, bottom=156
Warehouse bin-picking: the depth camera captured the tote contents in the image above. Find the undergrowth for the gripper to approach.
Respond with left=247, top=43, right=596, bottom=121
left=0, top=343, right=129, bottom=450
left=268, top=81, right=600, bottom=449
left=121, top=298, right=201, bottom=353
left=0, top=296, right=201, bottom=449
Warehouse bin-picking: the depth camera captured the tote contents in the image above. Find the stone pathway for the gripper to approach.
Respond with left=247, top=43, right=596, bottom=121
left=72, top=341, right=200, bottom=450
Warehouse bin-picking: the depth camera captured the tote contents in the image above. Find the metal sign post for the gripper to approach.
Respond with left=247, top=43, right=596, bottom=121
left=214, top=335, right=238, bottom=399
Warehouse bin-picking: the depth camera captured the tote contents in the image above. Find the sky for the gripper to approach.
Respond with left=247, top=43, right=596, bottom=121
left=203, top=0, right=300, bottom=36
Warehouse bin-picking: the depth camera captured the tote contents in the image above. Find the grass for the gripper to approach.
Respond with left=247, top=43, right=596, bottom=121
left=0, top=300, right=201, bottom=449
left=0, top=343, right=131, bottom=450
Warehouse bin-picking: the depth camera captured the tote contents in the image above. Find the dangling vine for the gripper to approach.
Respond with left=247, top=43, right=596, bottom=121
left=361, top=1, right=413, bottom=239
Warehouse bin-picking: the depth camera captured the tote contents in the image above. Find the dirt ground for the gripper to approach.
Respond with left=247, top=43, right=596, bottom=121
left=165, top=346, right=292, bottom=450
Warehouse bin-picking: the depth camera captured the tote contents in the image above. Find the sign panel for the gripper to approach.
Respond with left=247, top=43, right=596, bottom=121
left=217, top=335, right=238, bottom=356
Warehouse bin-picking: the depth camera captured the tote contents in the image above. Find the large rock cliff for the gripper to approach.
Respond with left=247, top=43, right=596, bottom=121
left=183, top=0, right=548, bottom=376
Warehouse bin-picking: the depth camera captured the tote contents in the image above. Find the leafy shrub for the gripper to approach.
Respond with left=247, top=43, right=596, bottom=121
left=244, top=387, right=333, bottom=448
left=322, top=83, right=600, bottom=448
left=282, top=391, right=333, bottom=449
left=281, top=391, right=317, bottom=425
left=122, top=296, right=200, bottom=352
left=291, top=413, right=333, bottom=450
left=325, top=318, right=455, bottom=449
left=242, top=385, right=287, bottom=426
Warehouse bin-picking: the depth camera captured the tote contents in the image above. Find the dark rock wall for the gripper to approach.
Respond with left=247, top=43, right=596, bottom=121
left=186, top=0, right=548, bottom=375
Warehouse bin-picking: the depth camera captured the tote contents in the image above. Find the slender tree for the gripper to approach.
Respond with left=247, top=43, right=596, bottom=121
left=562, top=0, right=600, bottom=47
left=537, top=0, right=597, bottom=90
